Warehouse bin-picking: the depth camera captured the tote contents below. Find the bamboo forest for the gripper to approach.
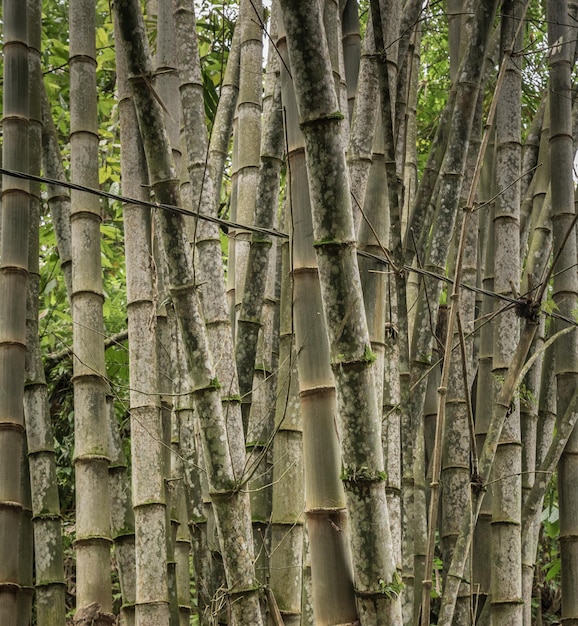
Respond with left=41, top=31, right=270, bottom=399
left=3, top=0, right=578, bottom=624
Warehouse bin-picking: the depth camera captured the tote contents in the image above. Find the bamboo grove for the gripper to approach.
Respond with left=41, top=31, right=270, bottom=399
left=2, top=0, right=578, bottom=624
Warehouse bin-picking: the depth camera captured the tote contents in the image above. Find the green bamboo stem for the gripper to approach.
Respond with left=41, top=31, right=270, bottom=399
left=235, top=4, right=284, bottom=427
left=522, top=330, right=556, bottom=624
left=231, top=0, right=263, bottom=366
left=169, top=411, right=192, bottom=626
left=347, top=18, right=378, bottom=231
left=472, top=158, right=495, bottom=620
left=0, top=1, right=29, bottom=620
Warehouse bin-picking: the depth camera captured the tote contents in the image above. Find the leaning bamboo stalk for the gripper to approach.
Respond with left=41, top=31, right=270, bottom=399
left=114, top=3, right=263, bottom=623
left=208, top=27, right=241, bottom=211
left=152, top=8, right=184, bottom=622
left=281, top=1, right=402, bottom=621
left=408, top=0, right=498, bottom=436
left=174, top=320, right=215, bottom=625
left=521, top=331, right=578, bottom=544
left=172, top=0, right=252, bottom=612
left=0, top=1, right=29, bottom=620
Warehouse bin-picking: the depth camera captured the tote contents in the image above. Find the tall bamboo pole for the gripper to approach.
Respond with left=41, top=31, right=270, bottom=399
left=115, top=14, right=171, bottom=624
left=69, top=0, right=114, bottom=623
left=490, top=3, right=525, bottom=623
left=277, top=13, right=359, bottom=624
left=24, top=0, right=67, bottom=623
left=548, top=2, right=578, bottom=623
left=0, top=1, right=29, bottom=622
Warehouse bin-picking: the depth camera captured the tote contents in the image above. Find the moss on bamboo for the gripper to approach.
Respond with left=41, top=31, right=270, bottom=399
left=340, top=465, right=387, bottom=484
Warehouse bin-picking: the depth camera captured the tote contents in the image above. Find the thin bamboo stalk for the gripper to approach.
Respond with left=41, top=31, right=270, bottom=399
left=24, top=1, right=67, bottom=622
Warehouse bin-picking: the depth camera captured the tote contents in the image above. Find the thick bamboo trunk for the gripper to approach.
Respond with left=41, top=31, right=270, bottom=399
left=235, top=11, right=284, bottom=587
left=0, top=2, right=29, bottom=621
left=69, top=0, right=114, bottom=621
